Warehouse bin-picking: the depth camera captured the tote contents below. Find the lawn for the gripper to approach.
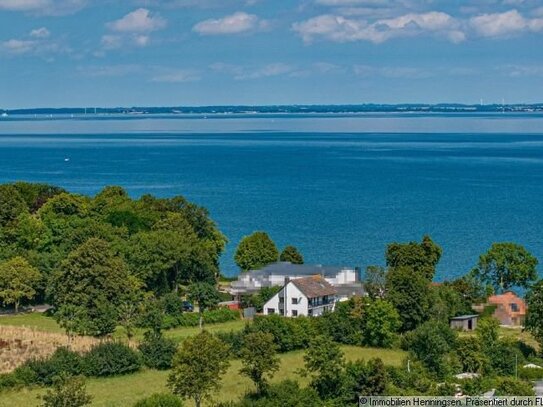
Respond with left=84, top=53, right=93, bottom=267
left=0, top=346, right=407, bottom=407
left=0, top=312, right=247, bottom=343
left=0, top=313, right=64, bottom=334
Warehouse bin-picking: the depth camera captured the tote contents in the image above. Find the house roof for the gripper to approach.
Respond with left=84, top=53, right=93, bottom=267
left=291, top=276, right=337, bottom=298
left=487, top=291, right=527, bottom=317
left=450, top=315, right=479, bottom=321
left=248, top=261, right=356, bottom=279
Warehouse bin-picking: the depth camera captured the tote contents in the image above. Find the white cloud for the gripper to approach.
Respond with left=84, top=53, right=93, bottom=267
left=151, top=69, right=201, bottom=83
left=470, top=9, right=543, bottom=37
left=30, top=27, right=50, bottom=38
left=193, top=11, right=266, bottom=35
left=107, top=8, right=166, bottom=33
left=101, top=8, right=166, bottom=51
left=0, top=0, right=86, bottom=15
left=316, top=0, right=389, bottom=5
left=293, top=11, right=464, bottom=44
left=354, top=65, right=432, bottom=79
left=210, top=62, right=298, bottom=80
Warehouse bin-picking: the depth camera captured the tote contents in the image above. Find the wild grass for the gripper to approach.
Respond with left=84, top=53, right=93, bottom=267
left=0, top=325, right=99, bottom=374
left=0, top=345, right=407, bottom=407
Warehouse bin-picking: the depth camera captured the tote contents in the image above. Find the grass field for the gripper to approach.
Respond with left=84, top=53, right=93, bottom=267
left=0, top=345, right=407, bottom=407
left=0, top=312, right=247, bottom=342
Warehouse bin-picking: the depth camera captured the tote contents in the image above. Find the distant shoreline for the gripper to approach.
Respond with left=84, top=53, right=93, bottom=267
left=1, top=103, right=543, bottom=116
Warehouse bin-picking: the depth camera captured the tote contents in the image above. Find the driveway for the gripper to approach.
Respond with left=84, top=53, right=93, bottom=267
left=534, top=381, right=543, bottom=397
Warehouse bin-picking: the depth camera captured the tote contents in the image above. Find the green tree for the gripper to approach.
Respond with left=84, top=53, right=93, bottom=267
left=385, top=266, right=431, bottom=332
left=473, top=243, right=538, bottom=292
left=126, top=230, right=196, bottom=293
left=364, top=266, right=387, bottom=299
left=239, top=332, right=280, bottom=394
left=302, top=335, right=345, bottom=400
left=168, top=331, right=230, bottom=407
left=456, top=336, right=486, bottom=373
left=0, top=256, right=41, bottom=313
left=13, top=182, right=65, bottom=212
left=526, top=279, right=543, bottom=352
left=0, top=184, right=28, bottom=227
left=475, top=317, right=500, bottom=351
left=50, top=238, right=134, bottom=336
left=188, top=282, right=220, bottom=329
left=279, top=245, right=304, bottom=264
left=386, top=235, right=442, bottom=281
left=407, top=320, right=457, bottom=379
left=40, top=375, right=92, bottom=407
left=234, top=231, right=278, bottom=272
left=362, top=298, right=400, bottom=348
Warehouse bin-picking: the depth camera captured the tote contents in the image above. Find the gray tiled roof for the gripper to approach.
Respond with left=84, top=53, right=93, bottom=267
left=291, top=276, right=337, bottom=298
left=249, top=261, right=354, bottom=278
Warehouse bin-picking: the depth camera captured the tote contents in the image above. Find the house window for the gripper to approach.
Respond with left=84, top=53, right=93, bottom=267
left=510, top=303, right=519, bottom=312
left=267, top=308, right=275, bottom=314
left=292, top=310, right=298, bottom=317
left=292, top=298, right=298, bottom=305
left=308, top=309, right=313, bottom=316
left=279, top=297, right=284, bottom=304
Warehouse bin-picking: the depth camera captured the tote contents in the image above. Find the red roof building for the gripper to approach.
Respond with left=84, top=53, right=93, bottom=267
left=487, top=291, right=527, bottom=326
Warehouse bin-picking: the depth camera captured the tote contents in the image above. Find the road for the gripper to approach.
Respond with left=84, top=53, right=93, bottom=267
left=535, top=381, right=543, bottom=397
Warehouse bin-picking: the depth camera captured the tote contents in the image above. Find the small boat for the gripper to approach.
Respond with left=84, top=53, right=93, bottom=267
left=1, top=112, right=7, bottom=117
left=64, top=158, right=70, bottom=162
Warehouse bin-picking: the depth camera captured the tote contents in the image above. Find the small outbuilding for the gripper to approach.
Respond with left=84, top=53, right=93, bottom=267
left=450, top=314, right=479, bottom=331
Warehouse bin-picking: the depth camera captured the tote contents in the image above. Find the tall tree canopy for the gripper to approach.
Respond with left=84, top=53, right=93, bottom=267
left=0, top=183, right=225, bottom=299
left=168, top=331, right=230, bottom=407
left=234, top=231, right=278, bottom=272
left=472, top=243, right=538, bottom=292
left=49, top=238, right=135, bottom=336
left=279, top=246, right=304, bottom=264
left=525, top=279, right=543, bottom=351
left=0, top=184, right=28, bottom=227
left=386, top=235, right=442, bottom=281
left=0, top=256, right=41, bottom=313
left=385, top=266, right=431, bottom=332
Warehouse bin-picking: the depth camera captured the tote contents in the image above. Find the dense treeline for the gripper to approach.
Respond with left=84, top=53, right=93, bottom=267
left=0, top=182, right=227, bottom=336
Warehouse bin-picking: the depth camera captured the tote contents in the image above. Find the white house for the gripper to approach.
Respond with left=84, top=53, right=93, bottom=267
left=229, top=261, right=361, bottom=297
left=263, top=275, right=338, bottom=317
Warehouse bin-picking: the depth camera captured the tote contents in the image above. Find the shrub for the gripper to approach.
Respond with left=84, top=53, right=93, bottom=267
left=161, top=293, right=184, bottom=317
left=519, top=366, right=543, bottom=380
left=133, top=393, right=184, bottom=407
left=216, top=330, right=246, bottom=357
left=40, top=375, right=92, bottom=407
left=16, top=347, right=83, bottom=386
left=247, top=315, right=316, bottom=353
left=139, top=331, right=177, bottom=370
left=226, top=380, right=322, bottom=407
left=0, top=372, right=22, bottom=390
left=494, top=377, right=535, bottom=396
left=82, top=342, right=141, bottom=377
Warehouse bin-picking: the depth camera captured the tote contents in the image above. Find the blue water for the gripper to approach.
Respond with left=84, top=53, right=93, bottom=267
left=0, top=113, right=542, bottom=280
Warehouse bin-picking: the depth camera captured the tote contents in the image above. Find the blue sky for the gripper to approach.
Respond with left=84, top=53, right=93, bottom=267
left=1, top=0, right=543, bottom=107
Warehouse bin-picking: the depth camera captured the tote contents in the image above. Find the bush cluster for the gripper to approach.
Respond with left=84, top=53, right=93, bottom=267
left=0, top=342, right=142, bottom=390
left=139, top=331, right=178, bottom=370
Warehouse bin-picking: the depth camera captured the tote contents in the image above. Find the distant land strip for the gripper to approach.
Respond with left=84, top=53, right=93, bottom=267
left=1, top=103, right=543, bottom=116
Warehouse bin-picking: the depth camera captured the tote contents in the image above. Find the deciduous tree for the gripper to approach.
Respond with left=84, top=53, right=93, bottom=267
left=279, top=246, right=304, bottom=264
left=386, top=235, right=442, bottom=281
left=239, top=332, right=280, bottom=394
left=0, top=256, right=41, bottom=313
left=168, top=331, right=230, bottom=407
left=234, top=232, right=278, bottom=272
left=473, top=243, right=538, bottom=292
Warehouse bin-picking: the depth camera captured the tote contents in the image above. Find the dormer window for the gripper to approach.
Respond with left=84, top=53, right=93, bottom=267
left=510, top=303, right=519, bottom=312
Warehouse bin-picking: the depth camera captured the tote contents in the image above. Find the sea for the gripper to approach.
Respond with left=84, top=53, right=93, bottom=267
left=0, top=113, right=542, bottom=280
